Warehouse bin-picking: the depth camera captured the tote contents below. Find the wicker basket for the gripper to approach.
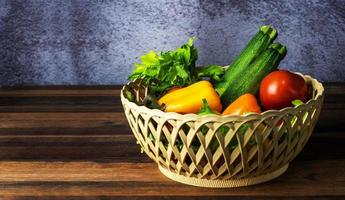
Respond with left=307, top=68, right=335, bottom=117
left=120, top=72, right=324, bottom=188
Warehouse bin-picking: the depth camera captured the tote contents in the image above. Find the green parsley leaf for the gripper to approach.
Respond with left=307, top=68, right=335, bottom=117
left=129, top=37, right=198, bottom=93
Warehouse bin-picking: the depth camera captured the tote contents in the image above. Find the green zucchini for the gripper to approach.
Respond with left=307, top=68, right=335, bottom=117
left=215, top=26, right=278, bottom=96
left=220, top=42, right=287, bottom=107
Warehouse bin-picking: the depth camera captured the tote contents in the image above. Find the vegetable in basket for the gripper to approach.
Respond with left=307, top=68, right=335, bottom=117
left=222, top=93, right=261, bottom=116
left=197, top=100, right=227, bottom=152
left=129, top=37, right=224, bottom=94
left=214, top=26, right=278, bottom=101
left=216, top=41, right=287, bottom=107
left=260, top=70, right=308, bottom=110
left=195, top=99, right=254, bottom=152
left=158, top=80, right=222, bottom=114
left=220, top=93, right=262, bottom=148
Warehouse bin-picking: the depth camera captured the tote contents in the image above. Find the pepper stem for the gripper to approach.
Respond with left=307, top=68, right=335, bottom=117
left=197, top=99, right=214, bottom=116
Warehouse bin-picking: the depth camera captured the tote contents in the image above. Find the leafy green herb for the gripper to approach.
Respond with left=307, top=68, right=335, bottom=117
left=196, top=65, right=225, bottom=82
left=129, top=37, right=197, bottom=93
left=129, top=37, right=224, bottom=94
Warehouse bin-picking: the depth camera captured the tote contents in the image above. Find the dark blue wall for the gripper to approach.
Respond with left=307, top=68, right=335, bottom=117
left=0, top=0, right=344, bottom=85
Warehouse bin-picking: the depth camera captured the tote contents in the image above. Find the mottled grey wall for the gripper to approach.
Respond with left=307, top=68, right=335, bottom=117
left=0, top=0, right=344, bottom=85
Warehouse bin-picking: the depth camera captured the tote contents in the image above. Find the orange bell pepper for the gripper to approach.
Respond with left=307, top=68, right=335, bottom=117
left=158, top=80, right=222, bottom=114
left=222, top=93, right=261, bottom=115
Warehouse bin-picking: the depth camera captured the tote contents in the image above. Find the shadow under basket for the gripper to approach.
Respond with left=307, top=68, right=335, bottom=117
left=120, top=73, right=324, bottom=188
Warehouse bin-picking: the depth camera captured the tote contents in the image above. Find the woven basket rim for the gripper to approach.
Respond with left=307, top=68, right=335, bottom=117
left=120, top=71, right=324, bottom=121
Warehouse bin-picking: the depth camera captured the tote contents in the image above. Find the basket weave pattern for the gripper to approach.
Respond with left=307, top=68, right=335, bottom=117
left=121, top=74, right=324, bottom=187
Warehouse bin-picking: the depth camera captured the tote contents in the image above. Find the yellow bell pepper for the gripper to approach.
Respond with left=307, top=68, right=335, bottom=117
left=158, top=80, right=222, bottom=114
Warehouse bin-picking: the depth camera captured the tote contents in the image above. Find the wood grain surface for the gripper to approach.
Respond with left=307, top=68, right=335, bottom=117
left=0, top=83, right=344, bottom=199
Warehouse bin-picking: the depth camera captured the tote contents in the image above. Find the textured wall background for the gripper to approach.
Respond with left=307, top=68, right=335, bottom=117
left=0, top=0, right=344, bottom=85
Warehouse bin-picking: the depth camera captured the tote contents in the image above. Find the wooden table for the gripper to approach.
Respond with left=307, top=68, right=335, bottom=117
left=0, top=84, right=344, bottom=199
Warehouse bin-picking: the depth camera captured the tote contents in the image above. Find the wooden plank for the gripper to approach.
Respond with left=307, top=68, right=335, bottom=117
left=0, top=160, right=343, bottom=197
left=0, top=112, right=131, bottom=136
left=0, top=135, right=149, bottom=162
left=0, top=86, right=121, bottom=97
left=0, top=112, right=130, bottom=135
left=1, top=197, right=342, bottom=200
left=0, top=96, right=122, bottom=112
left=1, top=197, right=341, bottom=200
left=0, top=128, right=130, bottom=136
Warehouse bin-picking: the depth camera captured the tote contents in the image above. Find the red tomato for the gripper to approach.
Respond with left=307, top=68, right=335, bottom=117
left=260, top=70, right=308, bottom=110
